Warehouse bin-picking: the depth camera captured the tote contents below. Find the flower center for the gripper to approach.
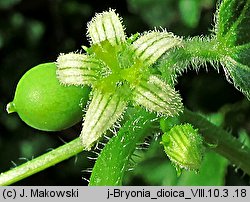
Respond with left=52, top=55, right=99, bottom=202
left=91, top=40, right=146, bottom=94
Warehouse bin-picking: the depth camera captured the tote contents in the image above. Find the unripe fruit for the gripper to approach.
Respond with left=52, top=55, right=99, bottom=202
left=7, top=63, right=90, bottom=131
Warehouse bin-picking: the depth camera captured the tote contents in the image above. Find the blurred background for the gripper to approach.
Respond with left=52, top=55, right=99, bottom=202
left=0, top=0, right=249, bottom=185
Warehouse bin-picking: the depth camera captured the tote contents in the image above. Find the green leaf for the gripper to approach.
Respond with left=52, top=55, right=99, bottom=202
left=127, top=0, right=176, bottom=27
left=222, top=57, right=250, bottom=99
left=216, top=0, right=250, bottom=98
left=238, top=130, right=250, bottom=148
left=216, top=0, right=250, bottom=45
left=0, top=0, right=20, bottom=9
left=179, top=0, right=201, bottom=28
left=124, top=149, right=228, bottom=185
left=127, top=159, right=178, bottom=186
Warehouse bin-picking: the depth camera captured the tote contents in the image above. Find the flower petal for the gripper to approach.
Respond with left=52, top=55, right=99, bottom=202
left=56, top=53, right=103, bottom=86
left=80, top=90, right=127, bottom=150
left=87, top=9, right=126, bottom=45
left=132, top=31, right=181, bottom=67
left=132, top=75, right=183, bottom=116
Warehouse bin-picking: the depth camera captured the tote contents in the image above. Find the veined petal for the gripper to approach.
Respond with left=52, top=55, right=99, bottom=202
left=87, top=9, right=126, bottom=45
left=132, top=31, right=181, bottom=67
left=133, top=75, right=183, bottom=116
left=80, top=90, right=127, bottom=150
left=56, top=53, right=102, bottom=86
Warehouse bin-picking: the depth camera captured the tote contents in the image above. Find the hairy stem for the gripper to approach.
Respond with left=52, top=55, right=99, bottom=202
left=89, top=109, right=157, bottom=185
left=169, top=36, right=220, bottom=68
left=0, top=138, right=84, bottom=186
left=180, top=109, right=250, bottom=175
left=158, top=37, right=221, bottom=83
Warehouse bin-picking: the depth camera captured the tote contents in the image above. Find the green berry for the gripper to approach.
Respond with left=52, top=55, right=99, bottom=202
left=7, top=63, right=90, bottom=131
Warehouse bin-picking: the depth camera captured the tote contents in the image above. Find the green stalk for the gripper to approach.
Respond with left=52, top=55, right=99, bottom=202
left=164, top=36, right=220, bottom=69
left=0, top=138, right=84, bottom=186
left=158, top=37, right=221, bottom=83
left=89, top=109, right=157, bottom=185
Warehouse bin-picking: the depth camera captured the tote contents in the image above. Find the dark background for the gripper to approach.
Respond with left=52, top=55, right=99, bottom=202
left=0, top=0, right=249, bottom=185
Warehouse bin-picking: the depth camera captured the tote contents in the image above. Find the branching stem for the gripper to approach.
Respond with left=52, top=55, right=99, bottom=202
left=0, top=138, right=84, bottom=186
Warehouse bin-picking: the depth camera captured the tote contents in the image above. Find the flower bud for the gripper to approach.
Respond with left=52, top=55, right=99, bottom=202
left=161, top=124, right=204, bottom=174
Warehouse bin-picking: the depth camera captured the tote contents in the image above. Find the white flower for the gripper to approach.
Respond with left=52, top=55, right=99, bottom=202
left=56, top=9, right=183, bottom=150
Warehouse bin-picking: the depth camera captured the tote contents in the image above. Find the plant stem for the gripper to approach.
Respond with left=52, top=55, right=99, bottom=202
left=89, top=109, right=157, bottom=185
left=180, top=108, right=250, bottom=175
left=158, top=37, right=221, bottom=83
left=170, top=36, right=220, bottom=67
left=0, top=138, right=84, bottom=186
